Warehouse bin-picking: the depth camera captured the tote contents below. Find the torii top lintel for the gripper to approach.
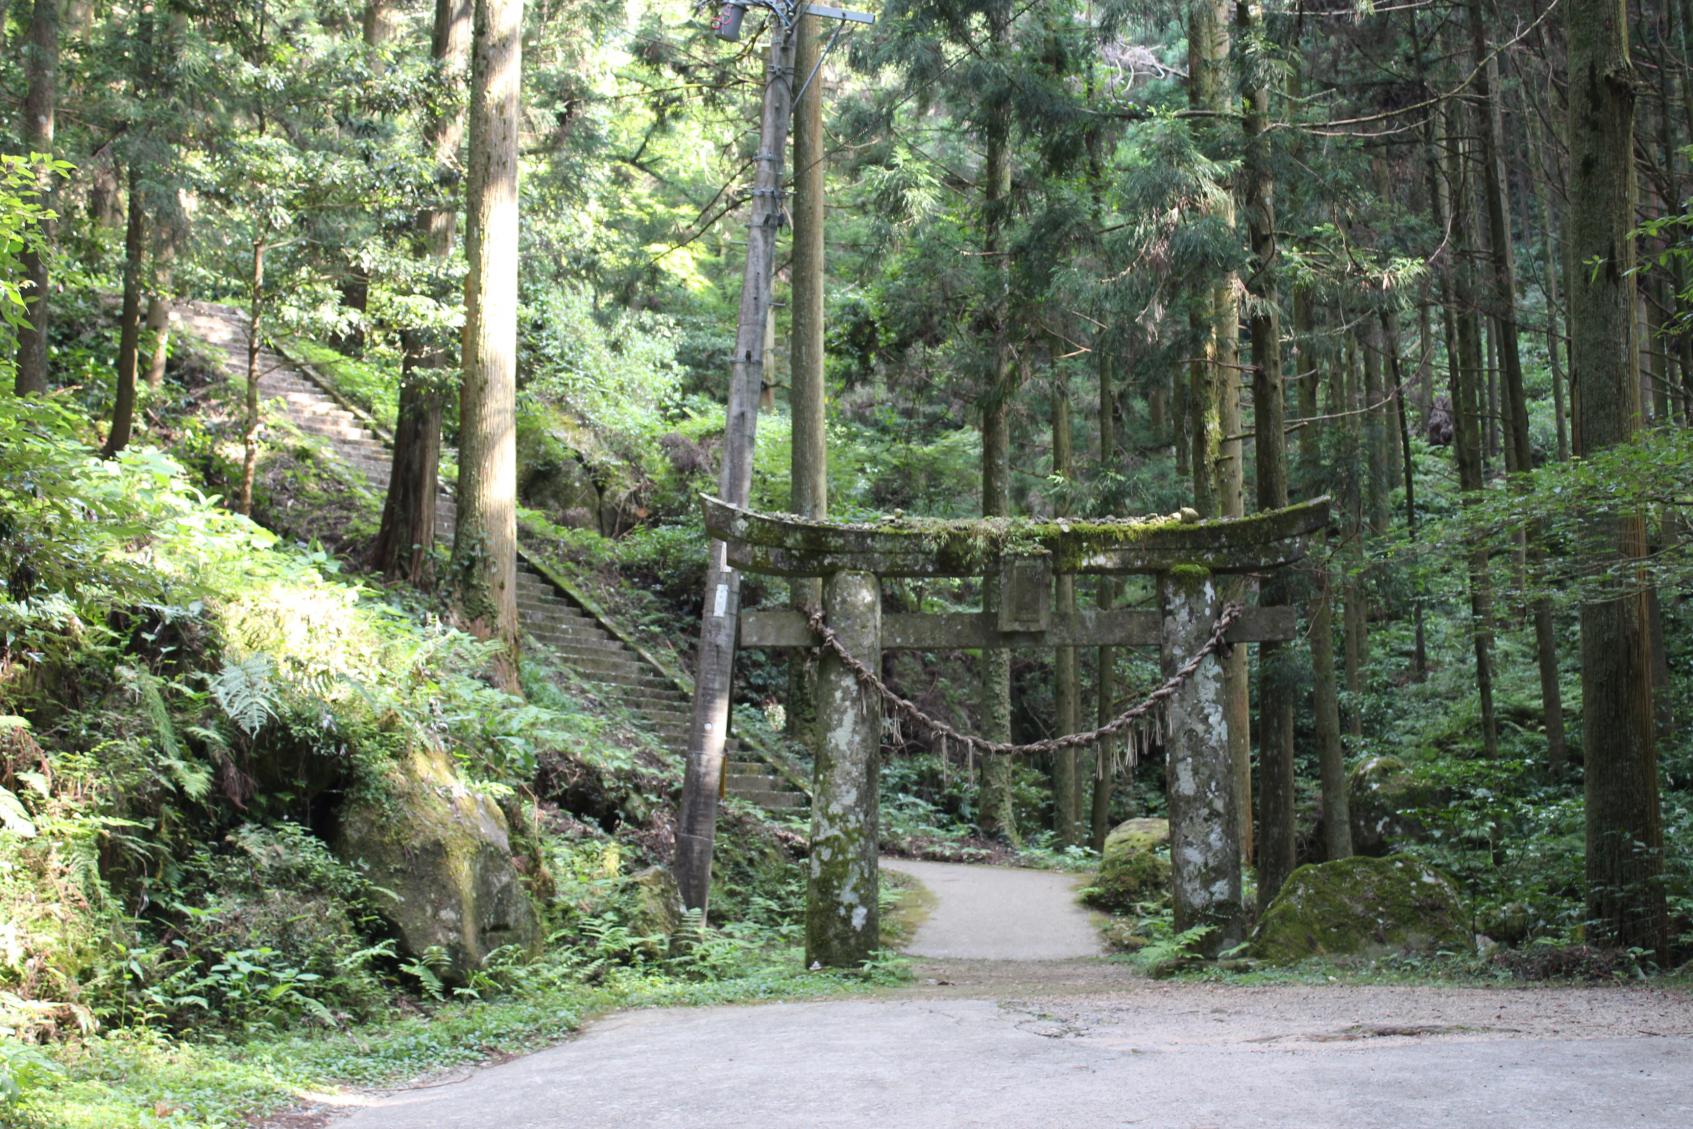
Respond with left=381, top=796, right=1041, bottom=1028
left=701, top=495, right=1331, bottom=579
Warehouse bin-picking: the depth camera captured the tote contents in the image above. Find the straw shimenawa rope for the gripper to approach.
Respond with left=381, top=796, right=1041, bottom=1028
left=803, top=601, right=1243, bottom=775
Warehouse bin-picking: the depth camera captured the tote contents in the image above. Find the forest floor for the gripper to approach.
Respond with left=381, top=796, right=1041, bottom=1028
left=270, top=861, right=1693, bottom=1129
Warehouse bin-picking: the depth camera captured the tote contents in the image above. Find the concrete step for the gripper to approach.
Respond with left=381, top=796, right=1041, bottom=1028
left=556, top=656, right=647, bottom=681
left=530, top=634, right=631, bottom=658
left=730, top=788, right=806, bottom=810
left=725, top=771, right=782, bottom=790
left=522, top=617, right=600, bottom=638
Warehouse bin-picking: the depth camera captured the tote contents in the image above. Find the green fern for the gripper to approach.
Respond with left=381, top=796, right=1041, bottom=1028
left=124, top=666, right=212, bottom=801
left=207, top=654, right=279, bottom=737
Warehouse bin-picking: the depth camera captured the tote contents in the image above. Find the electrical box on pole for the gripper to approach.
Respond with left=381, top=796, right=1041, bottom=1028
left=712, top=0, right=874, bottom=42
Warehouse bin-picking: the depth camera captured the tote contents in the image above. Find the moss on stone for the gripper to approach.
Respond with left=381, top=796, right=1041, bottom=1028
left=1249, top=854, right=1470, bottom=965
left=1080, top=817, right=1172, bottom=913
left=1347, top=754, right=1438, bottom=856
left=331, top=743, right=541, bottom=986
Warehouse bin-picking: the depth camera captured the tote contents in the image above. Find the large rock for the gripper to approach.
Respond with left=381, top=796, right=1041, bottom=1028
left=1080, top=817, right=1171, bottom=914
left=1347, top=755, right=1434, bottom=856
left=332, top=744, right=541, bottom=985
left=1250, top=854, right=1470, bottom=965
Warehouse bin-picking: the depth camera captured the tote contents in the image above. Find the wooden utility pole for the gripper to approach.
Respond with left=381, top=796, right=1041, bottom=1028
left=675, top=13, right=800, bottom=915
left=787, top=13, right=828, bottom=749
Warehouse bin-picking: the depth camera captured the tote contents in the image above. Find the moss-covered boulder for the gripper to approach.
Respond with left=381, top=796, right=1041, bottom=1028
left=332, top=744, right=540, bottom=985
left=1250, top=854, right=1470, bottom=965
left=627, top=866, right=683, bottom=942
left=1347, top=755, right=1434, bottom=856
left=1080, top=818, right=1171, bottom=913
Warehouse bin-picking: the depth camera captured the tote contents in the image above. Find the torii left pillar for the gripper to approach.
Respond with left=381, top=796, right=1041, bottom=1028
left=805, top=570, right=882, bottom=966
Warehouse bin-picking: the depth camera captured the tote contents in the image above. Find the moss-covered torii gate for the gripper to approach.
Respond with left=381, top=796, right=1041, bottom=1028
left=694, top=495, right=1329, bottom=967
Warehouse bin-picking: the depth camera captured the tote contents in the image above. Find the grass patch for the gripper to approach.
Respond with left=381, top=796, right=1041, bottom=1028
left=280, top=339, right=400, bottom=433
left=878, top=869, right=938, bottom=951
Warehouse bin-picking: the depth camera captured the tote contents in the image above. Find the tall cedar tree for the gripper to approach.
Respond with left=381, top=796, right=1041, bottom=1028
left=451, top=0, right=523, bottom=686
left=1566, top=0, right=1669, bottom=957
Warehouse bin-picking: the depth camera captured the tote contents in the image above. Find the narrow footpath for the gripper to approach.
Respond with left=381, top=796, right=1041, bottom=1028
left=295, top=860, right=1692, bottom=1129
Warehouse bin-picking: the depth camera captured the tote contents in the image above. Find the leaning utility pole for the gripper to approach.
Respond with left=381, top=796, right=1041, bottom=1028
left=674, top=1, right=869, bottom=915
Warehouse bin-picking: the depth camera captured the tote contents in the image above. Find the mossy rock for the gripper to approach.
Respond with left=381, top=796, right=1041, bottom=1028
left=1347, top=755, right=1436, bottom=856
left=331, top=743, right=541, bottom=986
left=1250, top=854, right=1470, bottom=965
left=627, top=865, right=683, bottom=943
left=1080, top=817, right=1171, bottom=914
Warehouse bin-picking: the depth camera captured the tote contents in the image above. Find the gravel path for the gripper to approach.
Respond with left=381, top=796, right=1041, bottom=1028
left=296, top=862, right=1693, bottom=1129
left=880, top=858, right=1102, bottom=960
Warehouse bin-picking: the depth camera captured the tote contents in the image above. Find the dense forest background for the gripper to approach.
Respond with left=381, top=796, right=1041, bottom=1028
left=2, top=0, right=1692, bottom=1122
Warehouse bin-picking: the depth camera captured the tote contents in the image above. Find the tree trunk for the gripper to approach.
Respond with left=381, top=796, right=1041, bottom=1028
left=787, top=14, right=827, bottom=749
left=1092, top=343, right=1120, bottom=851
left=450, top=0, right=523, bottom=686
left=1469, top=3, right=1567, bottom=769
left=14, top=0, right=59, bottom=396
left=104, top=164, right=146, bottom=457
left=1052, top=368, right=1079, bottom=846
left=375, top=0, right=472, bottom=584
left=1295, top=288, right=1349, bottom=860
left=1567, top=0, right=1668, bottom=958
left=239, top=237, right=266, bottom=517
left=1241, top=0, right=1295, bottom=905
left=1089, top=99, right=1120, bottom=852
left=1361, top=316, right=1390, bottom=535
left=144, top=227, right=175, bottom=389
left=1189, top=0, right=1250, bottom=863
left=1340, top=332, right=1367, bottom=740
left=1524, top=100, right=1572, bottom=461
left=1433, top=97, right=1501, bottom=758
left=1384, top=310, right=1428, bottom=681
left=976, top=0, right=1017, bottom=844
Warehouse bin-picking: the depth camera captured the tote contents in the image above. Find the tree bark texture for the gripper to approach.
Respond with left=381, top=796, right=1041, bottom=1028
left=1188, top=0, right=1250, bottom=863
left=239, top=238, right=266, bottom=518
left=144, top=224, right=176, bottom=389
left=976, top=0, right=1017, bottom=844
left=375, top=0, right=471, bottom=584
left=1052, top=370, right=1079, bottom=846
left=1295, top=290, right=1351, bottom=861
left=1434, top=102, right=1500, bottom=758
left=14, top=0, right=59, bottom=396
left=1241, top=1, right=1295, bottom=905
left=451, top=0, right=523, bottom=684
left=1092, top=346, right=1120, bottom=851
left=1469, top=2, right=1566, bottom=769
left=1566, top=0, right=1668, bottom=957
left=104, top=163, right=146, bottom=457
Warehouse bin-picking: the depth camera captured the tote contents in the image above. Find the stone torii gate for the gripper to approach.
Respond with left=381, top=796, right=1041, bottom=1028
left=701, top=495, right=1330, bottom=967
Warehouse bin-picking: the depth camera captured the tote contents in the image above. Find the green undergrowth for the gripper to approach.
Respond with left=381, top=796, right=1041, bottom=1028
left=0, top=391, right=839, bottom=1124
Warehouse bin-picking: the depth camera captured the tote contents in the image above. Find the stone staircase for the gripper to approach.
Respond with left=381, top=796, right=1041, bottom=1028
left=179, top=302, right=806, bottom=811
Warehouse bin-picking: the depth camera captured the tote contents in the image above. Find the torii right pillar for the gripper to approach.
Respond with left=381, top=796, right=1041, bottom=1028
left=1160, top=566, right=1245, bottom=957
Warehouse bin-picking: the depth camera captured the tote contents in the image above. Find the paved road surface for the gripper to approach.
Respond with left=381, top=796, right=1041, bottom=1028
left=308, top=862, right=1693, bottom=1129
left=880, top=857, right=1102, bottom=960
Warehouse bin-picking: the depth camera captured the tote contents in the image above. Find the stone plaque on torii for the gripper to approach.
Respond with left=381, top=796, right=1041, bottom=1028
left=697, top=494, right=1330, bottom=967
